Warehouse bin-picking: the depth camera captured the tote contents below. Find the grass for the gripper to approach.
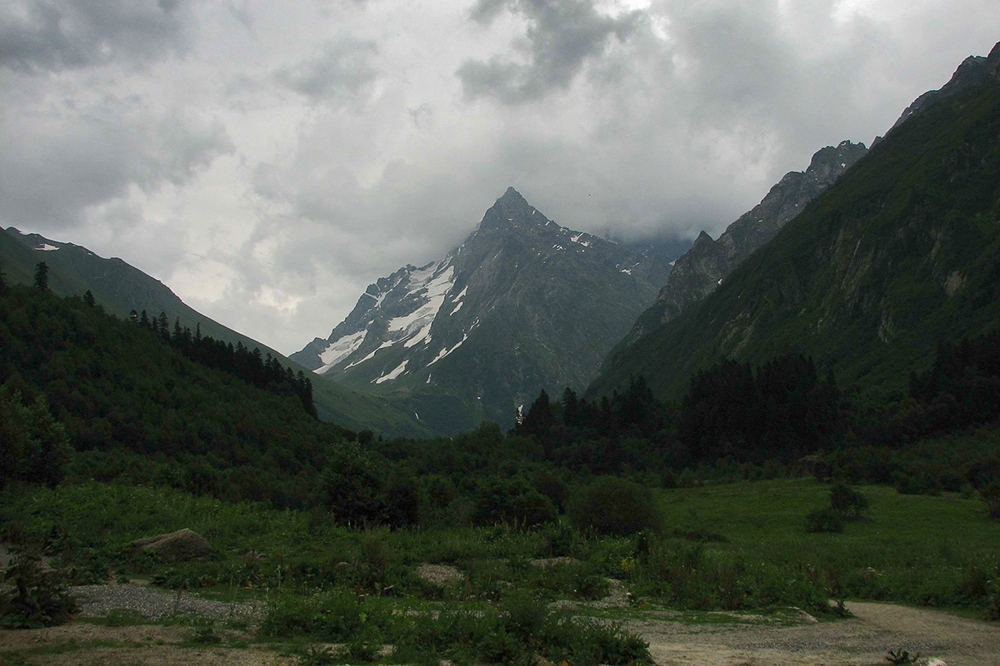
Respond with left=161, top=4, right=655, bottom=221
left=652, top=478, right=1000, bottom=610
left=2, top=477, right=999, bottom=663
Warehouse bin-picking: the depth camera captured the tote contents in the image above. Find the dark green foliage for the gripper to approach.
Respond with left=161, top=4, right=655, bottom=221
left=829, top=483, right=870, bottom=519
left=82, top=289, right=95, bottom=307
left=679, top=353, right=840, bottom=462
left=319, top=445, right=385, bottom=527
left=592, top=59, right=1000, bottom=416
left=0, top=388, right=70, bottom=489
left=0, top=547, right=77, bottom=628
left=472, top=477, right=557, bottom=528
left=569, top=477, right=662, bottom=536
left=32, top=262, right=48, bottom=291
left=981, top=483, right=1000, bottom=519
left=806, top=483, right=869, bottom=532
left=132, top=311, right=317, bottom=418
left=514, top=378, right=674, bottom=476
left=805, top=507, right=844, bottom=533
left=907, top=333, right=1000, bottom=435
left=0, top=285, right=348, bottom=509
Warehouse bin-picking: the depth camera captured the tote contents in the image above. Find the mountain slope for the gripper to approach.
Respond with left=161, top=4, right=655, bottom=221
left=0, top=227, right=431, bottom=438
left=626, top=141, right=867, bottom=342
left=293, top=188, right=682, bottom=433
left=590, top=41, right=1000, bottom=403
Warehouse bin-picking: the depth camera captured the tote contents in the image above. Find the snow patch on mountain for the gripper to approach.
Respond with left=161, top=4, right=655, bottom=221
left=386, top=262, right=455, bottom=348
left=318, top=330, right=367, bottom=373
left=375, top=359, right=409, bottom=384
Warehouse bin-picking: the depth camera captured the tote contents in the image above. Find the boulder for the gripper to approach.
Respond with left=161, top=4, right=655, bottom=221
left=131, top=529, right=214, bottom=562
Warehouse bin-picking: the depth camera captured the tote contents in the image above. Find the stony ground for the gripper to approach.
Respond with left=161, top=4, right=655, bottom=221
left=2, top=582, right=999, bottom=665
left=632, top=601, right=1000, bottom=666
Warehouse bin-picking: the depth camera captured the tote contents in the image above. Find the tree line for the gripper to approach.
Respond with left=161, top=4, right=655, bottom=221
left=130, top=308, right=317, bottom=418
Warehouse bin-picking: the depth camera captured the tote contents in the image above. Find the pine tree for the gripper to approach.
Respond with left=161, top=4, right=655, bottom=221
left=33, top=262, right=49, bottom=291
left=83, top=290, right=95, bottom=307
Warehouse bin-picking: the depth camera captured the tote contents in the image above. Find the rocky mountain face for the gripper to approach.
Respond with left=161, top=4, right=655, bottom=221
left=886, top=41, right=1000, bottom=135
left=292, top=187, right=681, bottom=433
left=627, top=141, right=868, bottom=341
left=590, top=41, right=1000, bottom=403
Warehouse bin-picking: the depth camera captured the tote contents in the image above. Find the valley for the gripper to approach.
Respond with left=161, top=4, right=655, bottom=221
left=2, top=30, right=1000, bottom=666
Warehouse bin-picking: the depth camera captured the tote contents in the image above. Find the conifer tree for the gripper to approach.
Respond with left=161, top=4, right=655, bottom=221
left=33, top=262, right=49, bottom=291
left=83, top=290, right=95, bottom=307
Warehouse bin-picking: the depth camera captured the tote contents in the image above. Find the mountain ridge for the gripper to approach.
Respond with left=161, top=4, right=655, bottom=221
left=589, top=41, right=1000, bottom=404
left=0, top=226, right=432, bottom=438
left=624, top=140, right=868, bottom=343
left=292, top=187, right=684, bottom=433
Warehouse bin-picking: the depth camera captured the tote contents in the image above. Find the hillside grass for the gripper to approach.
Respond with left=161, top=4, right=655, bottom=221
left=653, top=478, right=1000, bottom=610
left=3, top=477, right=998, bottom=617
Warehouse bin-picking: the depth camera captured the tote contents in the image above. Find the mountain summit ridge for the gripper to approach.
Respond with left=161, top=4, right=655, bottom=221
left=291, top=187, right=681, bottom=433
left=624, top=140, right=868, bottom=342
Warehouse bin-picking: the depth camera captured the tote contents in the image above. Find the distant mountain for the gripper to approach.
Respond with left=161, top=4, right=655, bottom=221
left=625, top=141, right=868, bottom=343
left=292, top=187, right=685, bottom=433
left=0, top=227, right=431, bottom=438
left=590, top=41, right=1000, bottom=403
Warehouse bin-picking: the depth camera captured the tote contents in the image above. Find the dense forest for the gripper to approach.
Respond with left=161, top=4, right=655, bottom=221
left=4, top=280, right=1000, bottom=533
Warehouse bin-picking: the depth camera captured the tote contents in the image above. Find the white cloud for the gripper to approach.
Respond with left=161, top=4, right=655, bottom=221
left=1, top=0, right=998, bottom=354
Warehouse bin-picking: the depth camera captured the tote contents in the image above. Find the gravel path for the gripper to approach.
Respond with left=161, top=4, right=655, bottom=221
left=632, top=601, right=1000, bottom=665
left=71, top=584, right=265, bottom=623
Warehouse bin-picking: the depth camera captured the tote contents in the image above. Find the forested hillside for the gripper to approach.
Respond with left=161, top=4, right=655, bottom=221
left=0, top=284, right=355, bottom=508
left=0, top=227, right=432, bottom=438
left=591, top=42, right=1000, bottom=407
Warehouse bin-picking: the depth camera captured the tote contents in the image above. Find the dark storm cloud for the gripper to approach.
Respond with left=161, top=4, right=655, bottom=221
left=0, top=0, right=189, bottom=74
left=0, top=104, right=233, bottom=229
left=457, top=0, right=640, bottom=103
left=274, top=37, right=379, bottom=104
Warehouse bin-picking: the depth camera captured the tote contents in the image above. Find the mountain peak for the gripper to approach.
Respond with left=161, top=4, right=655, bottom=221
left=477, top=187, right=548, bottom=232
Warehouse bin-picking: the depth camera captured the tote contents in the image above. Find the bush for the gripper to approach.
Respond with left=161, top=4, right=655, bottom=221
left=0, top=548, right=77, bottom=628
left=805, top=507, right=844, bottom=533
left=472, top=478, right=557, bottom=528
left=568, top=477, right=662, bottom=536
left=829, top=483, right=870, bottom=519
left=981, top=484, right=1000, bottom=519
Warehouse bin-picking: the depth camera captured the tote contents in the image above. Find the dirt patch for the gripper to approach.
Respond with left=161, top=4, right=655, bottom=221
left=72, top=584, right=263, bottom=623
left=529, top=557, right=581, bottom=568
left=0, top=623, right=294, bottom=665
left=2, top=600, right=998, bottom=665
left=632, top=601, right=1000, bottom=666
left=415, top=563, right=465, bottom=587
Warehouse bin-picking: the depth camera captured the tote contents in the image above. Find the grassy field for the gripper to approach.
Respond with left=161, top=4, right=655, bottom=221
left=653, top=478, right=1000, bottom=611
left=2, top=477, right=998, bottom=663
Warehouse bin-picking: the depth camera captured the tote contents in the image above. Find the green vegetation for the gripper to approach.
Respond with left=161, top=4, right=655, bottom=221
left=591, top=64, right=1000, bottom=408
left=2, top=49, right=1000, bottom=663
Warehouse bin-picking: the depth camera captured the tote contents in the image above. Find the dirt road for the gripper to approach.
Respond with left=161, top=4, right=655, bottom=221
left=633, top=601, right=1000, bottom=665
left=1, top=597, right=998, bottom=665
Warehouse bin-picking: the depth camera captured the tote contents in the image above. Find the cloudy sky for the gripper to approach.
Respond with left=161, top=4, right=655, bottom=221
left=2, top=0, right=998, bottom=354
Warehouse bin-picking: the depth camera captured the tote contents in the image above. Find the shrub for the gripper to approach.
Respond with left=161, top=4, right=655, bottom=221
left=568, top=477, right=662, bottom=536
left=0, top=548, right=77, bottom=628
left=472, top=478, right=557, bottom=528
left=980, top=483, right=1000, bottom=519
left=805, top=507, right=844, bottom=533
left=829, top=483, right=869, bottom=519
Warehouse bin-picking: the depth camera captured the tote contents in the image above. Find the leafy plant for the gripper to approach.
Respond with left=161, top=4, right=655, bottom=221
left=569, top=477, right=662, bottom=536
left=0, top=547, right=77, bottom=628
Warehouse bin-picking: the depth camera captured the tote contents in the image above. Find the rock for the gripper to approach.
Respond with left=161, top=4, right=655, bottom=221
left=415, top=563, right=464, bottom=587
left=131, top=529, right=214, bottom=563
